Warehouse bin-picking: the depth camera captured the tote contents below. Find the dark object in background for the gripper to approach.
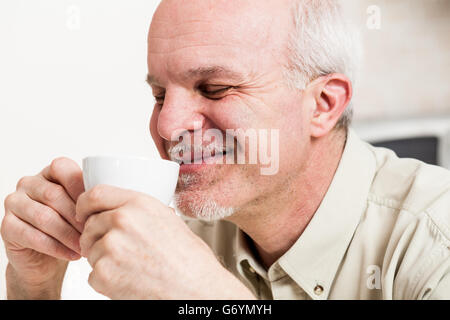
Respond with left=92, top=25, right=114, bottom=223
left=372, top=137, right=438, bottom=166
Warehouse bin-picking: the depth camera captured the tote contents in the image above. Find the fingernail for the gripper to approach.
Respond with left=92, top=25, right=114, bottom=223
left=70, top=252, right=81, bottom=260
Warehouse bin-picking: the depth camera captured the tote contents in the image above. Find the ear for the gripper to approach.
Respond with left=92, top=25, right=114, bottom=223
left=309, top=74, right=353, bottom=138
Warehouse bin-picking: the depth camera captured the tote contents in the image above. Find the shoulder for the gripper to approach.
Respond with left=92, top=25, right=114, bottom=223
left=367, top=144, right=450, bottom=236
left=365, top=144, right=450, bottom=299
left=367, top=144, right=450, bottom=215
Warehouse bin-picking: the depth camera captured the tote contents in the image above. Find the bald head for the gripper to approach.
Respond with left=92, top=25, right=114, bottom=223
left=148, top=0, right=295, bottom=78
left=152, top=0, right=294, bottom=46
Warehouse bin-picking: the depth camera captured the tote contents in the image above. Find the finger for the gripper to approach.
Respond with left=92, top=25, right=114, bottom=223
left=88, top=257, right=111, bottom=297
left=9, top=192, right=81, bottom=254
left=76, top=185, right=137, bottom=224
left=79, top=212, right=112, bottom=257
left=85, top=233, right=113, bottom=268
left=1, top=213, right=81, bottom=261
left=17, top=175, right=84, bottom=233
left=40, top=157, right=85, bottom=202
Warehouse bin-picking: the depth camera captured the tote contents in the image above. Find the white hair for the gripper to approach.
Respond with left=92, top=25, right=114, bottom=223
left=174, top=173, right=236, bottom=221
left=284, top=0, right=362, bottom=128
left=174, top=191, right=236, bottom=221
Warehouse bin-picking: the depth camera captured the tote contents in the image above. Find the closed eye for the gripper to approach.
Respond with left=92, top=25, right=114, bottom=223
left=198, top=84, right=234, bottom=100
left=152, top=84, right=235, bottom=106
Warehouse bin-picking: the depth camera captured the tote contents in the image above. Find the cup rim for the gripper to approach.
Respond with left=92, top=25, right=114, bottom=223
left=82, top=155, right=180, bottom=169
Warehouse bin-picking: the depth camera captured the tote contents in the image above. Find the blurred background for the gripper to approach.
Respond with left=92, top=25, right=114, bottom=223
left=0, top=0, right=449, bottom=299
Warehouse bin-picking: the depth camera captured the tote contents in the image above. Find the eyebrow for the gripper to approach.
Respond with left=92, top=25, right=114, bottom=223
left=146, top=65, right=245, bottom=87
left=184, top=66, right=244, bottom=82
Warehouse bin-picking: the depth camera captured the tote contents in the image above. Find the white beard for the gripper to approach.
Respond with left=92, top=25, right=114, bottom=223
left=174, top=174, right=236, bottom=221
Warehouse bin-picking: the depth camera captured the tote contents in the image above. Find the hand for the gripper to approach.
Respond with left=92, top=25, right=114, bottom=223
left=76, top=185, right=255, bottom=300
left=1, top=158, right=85, bottom=299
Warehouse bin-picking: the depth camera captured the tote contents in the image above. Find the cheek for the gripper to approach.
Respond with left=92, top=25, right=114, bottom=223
left=275, top=95, right=311, bottom=166
left=207, top=96, right=255, bottom=130
left=281, top=91, right=310, bottom=132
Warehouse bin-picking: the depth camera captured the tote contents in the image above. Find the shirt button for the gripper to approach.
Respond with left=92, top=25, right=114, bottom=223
left=314, top=285, right=324, bottom=296
left=248, top=266, right=256, bottom=274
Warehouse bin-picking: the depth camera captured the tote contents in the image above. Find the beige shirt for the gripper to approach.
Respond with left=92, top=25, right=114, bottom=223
left=184, top=129, right=450, bottom=300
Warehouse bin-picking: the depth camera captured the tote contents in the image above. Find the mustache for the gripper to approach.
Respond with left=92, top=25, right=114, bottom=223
left=168, top=143, right=233, bottom=163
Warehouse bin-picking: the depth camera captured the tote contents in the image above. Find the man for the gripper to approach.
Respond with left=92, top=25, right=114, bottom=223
left=1, top=0, right=449, bottom=300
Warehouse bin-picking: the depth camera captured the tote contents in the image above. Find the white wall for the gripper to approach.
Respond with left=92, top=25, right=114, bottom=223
left=0, top=0, right=161, bottom=299
left=349, top=0, right=450, bottom=121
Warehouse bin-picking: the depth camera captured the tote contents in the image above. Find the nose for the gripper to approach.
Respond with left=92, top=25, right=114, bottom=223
left=157, top=87, right=206, bottom=141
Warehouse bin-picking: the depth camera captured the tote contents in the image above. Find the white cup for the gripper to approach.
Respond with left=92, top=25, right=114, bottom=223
left=82, top=156, right=180, bottom=205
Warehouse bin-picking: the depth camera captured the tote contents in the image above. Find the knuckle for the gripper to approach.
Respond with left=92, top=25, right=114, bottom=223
left=16, top=176, right=32, bottom=190
left=0, top=214, right=13, bottom=240
left=93, top=258, right=110, bottom=284
left=88, top=270, right=107, bottom=296
left=87, top=271, right=96, bottom=289
left=101, top=232, right=117, bottom=254
left=33, top=207, right=53, bottom=227
left=84, top=214, right=98, bottom=232
left=4, top=193, right=18, bottom=210
left=43, top=185, right=65, bottom=203
left=88, top=185, right=106, bottom=203
left=110, top=211, right=129, bottom=229
left=49, top=157, right=69, bottom=177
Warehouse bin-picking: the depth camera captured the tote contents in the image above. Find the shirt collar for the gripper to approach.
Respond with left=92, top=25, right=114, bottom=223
left=276, top=128, right=377, bottom=299
left=234, top=225, right=269, bottom=279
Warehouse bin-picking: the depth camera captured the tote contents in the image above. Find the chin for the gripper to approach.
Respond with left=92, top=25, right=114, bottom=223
left=173, top=164, right=255, bottom=221
left=173, top=171, right=235, bottom=221
left=174, top=191, right=236, bottom=222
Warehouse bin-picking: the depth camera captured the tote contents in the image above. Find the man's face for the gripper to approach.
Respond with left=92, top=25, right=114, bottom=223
left=148, top=0, right=313, bottom=220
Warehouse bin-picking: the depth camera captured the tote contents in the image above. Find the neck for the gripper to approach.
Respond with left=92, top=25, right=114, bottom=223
left=226, top=130, right=347, bottom=269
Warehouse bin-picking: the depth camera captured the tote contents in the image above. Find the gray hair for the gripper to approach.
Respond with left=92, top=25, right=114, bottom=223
left=284, top=0, right=362, bottom=129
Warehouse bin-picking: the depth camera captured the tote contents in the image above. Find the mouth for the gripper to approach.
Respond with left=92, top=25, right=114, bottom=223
left=173, top=147, right=234, bottom=173
left=192, top=148, right=230, bottom=163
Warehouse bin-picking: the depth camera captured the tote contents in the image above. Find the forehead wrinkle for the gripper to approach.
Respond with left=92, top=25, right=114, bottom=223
left=182, top=66, right=246, bottom=82
left=147, top=65, right=248, bottom=88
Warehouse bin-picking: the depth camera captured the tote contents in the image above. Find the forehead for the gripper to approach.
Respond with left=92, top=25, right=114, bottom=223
left=147, top=0, right=293, bottom=83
